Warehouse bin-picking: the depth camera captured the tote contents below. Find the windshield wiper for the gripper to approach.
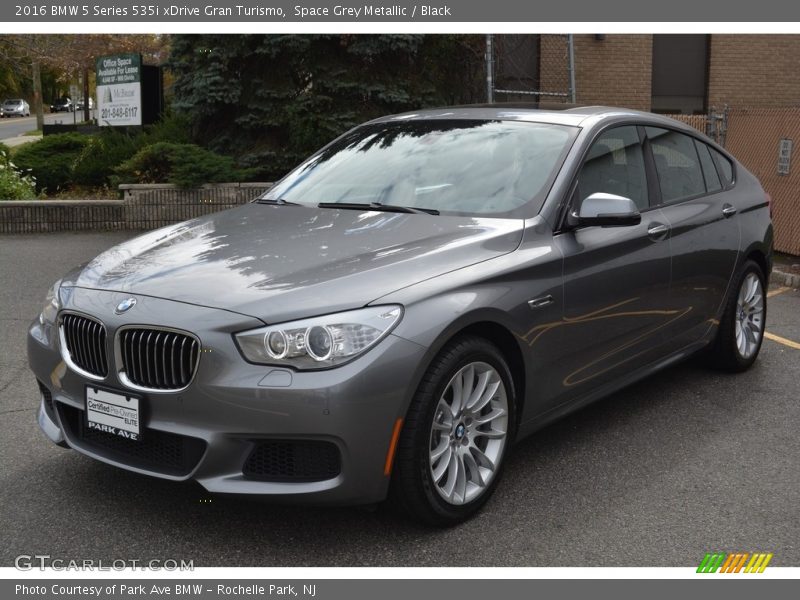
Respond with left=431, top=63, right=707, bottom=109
left=317, top=202, right=439, bottom=215
left=255, top=197, right=302, bottom=206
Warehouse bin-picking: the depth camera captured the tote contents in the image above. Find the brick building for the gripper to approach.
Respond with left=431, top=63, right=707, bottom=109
left=496, top=34, right=800, bottom=113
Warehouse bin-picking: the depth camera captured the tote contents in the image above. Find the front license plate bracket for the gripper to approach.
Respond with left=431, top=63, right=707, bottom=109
left=84, top=385, right=142, bottom=441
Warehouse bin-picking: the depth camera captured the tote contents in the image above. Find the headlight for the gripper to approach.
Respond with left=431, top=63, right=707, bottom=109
left=235, top=305, right=403, bottom=370
left=38, top=279, right=62, bottom=325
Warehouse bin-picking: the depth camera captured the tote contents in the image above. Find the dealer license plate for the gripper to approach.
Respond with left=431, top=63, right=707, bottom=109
left=85, top=386, right=141, bottom=441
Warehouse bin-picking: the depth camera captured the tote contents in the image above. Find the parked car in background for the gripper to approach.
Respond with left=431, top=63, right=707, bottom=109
left=75, top=97, right=94, bottom=110
left=50, top=97, right=73, bottom=113
left=1, top=98, right=30, bottom=117
left=28, top=106, right=773, bottom=526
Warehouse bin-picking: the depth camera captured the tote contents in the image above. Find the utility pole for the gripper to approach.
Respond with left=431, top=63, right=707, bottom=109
left=82, top=68, right=90, bottom=122
left=32, top=60, right=44, bottom=131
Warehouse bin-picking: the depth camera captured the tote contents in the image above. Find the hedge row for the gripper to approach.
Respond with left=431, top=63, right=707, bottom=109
left=11, top=114, right=253, bottom=194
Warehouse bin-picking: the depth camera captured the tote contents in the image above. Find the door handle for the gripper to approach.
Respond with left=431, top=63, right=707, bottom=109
left=722, top=204, right=738, bottom=217
left=647, top=223, right=670, bottom=239
left=528, top=295, right=555, bottom=310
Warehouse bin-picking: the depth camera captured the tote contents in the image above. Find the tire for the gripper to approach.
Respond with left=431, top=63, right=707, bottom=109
left=708, top=260, right=767, bottom=372
left=390, top=335, right=516, bottom=526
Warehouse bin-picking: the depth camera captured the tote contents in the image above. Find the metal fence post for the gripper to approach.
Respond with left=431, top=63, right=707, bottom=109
left=706, top=105, right=716, bottom=140
left=486, top=34, right=494, bottom=104
left=720, top=104, right=729, bottom=148
left=567, top=34, right=577, bottom=104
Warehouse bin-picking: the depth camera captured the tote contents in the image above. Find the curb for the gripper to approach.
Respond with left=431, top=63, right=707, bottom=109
left=771, top=268, right=800, bottom=289
left=0, top=135, right=41, bottom=148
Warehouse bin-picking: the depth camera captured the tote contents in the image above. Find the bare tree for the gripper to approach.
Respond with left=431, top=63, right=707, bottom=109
left=0, top=35, right=167, bottom=128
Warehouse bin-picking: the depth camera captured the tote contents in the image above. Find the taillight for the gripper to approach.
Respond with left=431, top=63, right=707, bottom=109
left=765, top=192, right=773, bottom=218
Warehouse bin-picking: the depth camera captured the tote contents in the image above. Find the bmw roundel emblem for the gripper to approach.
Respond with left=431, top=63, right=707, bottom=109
left=115, top=297, right=137, bottom=314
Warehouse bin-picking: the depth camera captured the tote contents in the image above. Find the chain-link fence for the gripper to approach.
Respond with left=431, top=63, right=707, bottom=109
left=726, top=107, right=800, bottom=255
left=665, top=107, right=727, bottom=147
left=488, top=34, right=575, bottom=104
left=666, top=107, right=799, bottom=255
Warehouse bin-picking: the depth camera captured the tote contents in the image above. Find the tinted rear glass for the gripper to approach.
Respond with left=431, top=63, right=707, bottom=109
left=710, top=147, right=734, bottom=186
left=695, top=140, right=723, bottom=193
left=264, top=119, right=577, bottom=217
left=646, top=127, right=706, bottom=203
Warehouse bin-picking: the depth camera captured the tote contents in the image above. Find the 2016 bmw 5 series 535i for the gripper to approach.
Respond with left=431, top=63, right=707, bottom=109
left=28, top=106, right=773, bottom=525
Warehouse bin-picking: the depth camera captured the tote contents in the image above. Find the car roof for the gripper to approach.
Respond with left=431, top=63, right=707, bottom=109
left=372, top=105, right=700, bottom=134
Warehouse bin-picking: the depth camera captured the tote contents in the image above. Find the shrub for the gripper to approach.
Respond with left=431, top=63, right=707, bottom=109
left=72, top=113, right=198, bottom=189
left=114, top=142, right=250, bottom=188
left=73, top=129, right=139, bottom=188
left=13, top=133, right=90, bottom=193
left=0, top=148, right=37, bottom=200
left=141, top=112, right=193, bottom=147
left=7, top=114, right=229, bottom=194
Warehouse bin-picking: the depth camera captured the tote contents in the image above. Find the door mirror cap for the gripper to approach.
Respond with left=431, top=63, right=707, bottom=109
left=572, top=192, right=642, bottom=227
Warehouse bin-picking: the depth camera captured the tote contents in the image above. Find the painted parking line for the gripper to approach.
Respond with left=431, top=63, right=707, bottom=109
left=764, top=332, right=800, bottom=351
left=767, top=286, right=792, bottom=298
left=764, top=286, right=799, bottom=349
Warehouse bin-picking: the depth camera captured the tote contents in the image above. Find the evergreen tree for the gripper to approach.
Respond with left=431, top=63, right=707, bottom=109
left=168, top=34, right=484, bottom=180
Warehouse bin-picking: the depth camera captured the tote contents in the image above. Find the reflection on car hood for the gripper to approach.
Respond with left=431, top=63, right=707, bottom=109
left=65, top=203, right=524, bottom=322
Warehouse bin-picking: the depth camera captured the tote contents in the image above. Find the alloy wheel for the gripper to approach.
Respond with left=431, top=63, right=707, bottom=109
left=735, top=272, right=765, bottom=359
left=428, top=361, right=509, bottom=505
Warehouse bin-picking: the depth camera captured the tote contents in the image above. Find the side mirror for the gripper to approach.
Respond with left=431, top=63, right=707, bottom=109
left=571, top=192, right=642, bottom=227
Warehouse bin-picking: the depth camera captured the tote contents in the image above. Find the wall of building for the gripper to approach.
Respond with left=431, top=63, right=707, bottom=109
left=708, top=35, right=800, bottom=108
left=572, top=34, right=654, bottom=111
left=529, top=34, right=800, bottom=112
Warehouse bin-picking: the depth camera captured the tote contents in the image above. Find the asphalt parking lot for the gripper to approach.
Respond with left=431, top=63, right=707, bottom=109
left=1, top=231, right=799, bottom=567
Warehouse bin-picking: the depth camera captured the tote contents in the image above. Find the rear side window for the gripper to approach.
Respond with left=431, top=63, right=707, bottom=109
left=695, top=141, right=722, bottom=193
left=710, top=147, right=734, bottom=186
left=646, top=127, right=706, bottom=203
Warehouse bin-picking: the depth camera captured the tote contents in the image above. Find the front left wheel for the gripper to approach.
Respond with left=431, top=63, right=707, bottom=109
left=390, top=336, right=516, bottom=526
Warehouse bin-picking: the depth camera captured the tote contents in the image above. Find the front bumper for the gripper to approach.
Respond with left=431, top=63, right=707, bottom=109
left=28, top=287, right=426, bottom=505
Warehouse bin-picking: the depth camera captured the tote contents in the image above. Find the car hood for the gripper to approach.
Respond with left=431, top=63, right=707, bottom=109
left=65, top=203, right=523, bottom=322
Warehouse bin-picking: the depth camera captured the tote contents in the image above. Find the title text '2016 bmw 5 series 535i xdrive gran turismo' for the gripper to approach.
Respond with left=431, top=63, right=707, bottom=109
left=28, top=106, right=773, bottom=525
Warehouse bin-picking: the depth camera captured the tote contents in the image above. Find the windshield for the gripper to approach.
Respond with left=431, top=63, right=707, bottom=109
left=4, top=100, right=21, bottom=106
left=263, top=119, right=577, bottom=217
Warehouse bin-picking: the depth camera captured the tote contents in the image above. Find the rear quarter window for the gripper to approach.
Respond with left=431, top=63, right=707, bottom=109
left=710, top=147, right=735, bottom=186
left=695, top=141, right=723, bottom=193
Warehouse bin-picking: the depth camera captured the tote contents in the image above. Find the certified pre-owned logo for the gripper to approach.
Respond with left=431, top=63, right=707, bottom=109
left=115, top=297, right=137, bottom=314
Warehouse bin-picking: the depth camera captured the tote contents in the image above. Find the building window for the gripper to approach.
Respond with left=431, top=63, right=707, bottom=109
left=651, top=35, right=710, bottom=115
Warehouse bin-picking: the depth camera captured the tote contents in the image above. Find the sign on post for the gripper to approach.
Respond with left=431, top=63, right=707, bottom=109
left=95, top=53, right=142, bottom=126
left=778, top=138, right=793, bottom=175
